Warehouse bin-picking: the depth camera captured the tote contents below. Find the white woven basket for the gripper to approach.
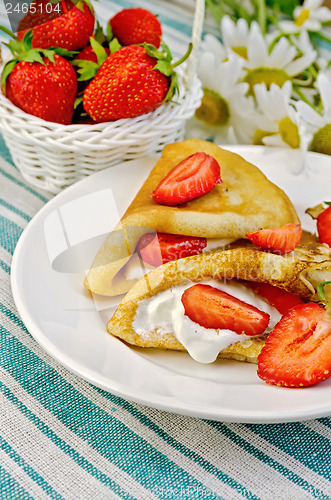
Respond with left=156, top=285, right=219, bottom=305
left=0, top=0, right=205, bottom=193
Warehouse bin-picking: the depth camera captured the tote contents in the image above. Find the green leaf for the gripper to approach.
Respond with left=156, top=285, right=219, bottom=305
left=325, top=202, right=331, bottom=206
left=109, top=38, right=121, bottom=53
left=1, top=60, right=17, bottom=92
left=49, top=47, right=78, bottom=58
left=266, top=0, right=300, bottom=16
left=94, top=21, right=106, bottom=44
left=90, top=37, right=108, bottom=65
left=43, top=50, right=56, bottom=64
left=106, top=22, right=113, bottom=42
left=22, top=50, right=45, bottom=64
left=154, top=60, right=172, bottom=76
left=75, top=60, right=99, bottom=81
left=74, top=95, right=83, bottom=109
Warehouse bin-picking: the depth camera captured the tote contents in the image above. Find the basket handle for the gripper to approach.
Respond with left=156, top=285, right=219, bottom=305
left=184, top=0, right=205, bottom=89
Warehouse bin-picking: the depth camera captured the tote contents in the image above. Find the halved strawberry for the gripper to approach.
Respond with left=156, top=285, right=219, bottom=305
left=181, top=284, right=270, bottom=335
left=136, top=232, right=207, bottom=267
left=152, top=152, right=221, bottom=206
left=306, top=202, right=331, bottom=248
left=243, top=281, right=303, bottom=315
left=257, top=303, right=331, bottom=387
left=245, top=223, right=302, bottom=255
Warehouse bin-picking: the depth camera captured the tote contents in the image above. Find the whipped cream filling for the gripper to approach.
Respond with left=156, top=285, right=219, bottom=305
left=133, top=279, right=281, bottom=364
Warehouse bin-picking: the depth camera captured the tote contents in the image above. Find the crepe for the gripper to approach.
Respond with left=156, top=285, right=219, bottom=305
left=85, top=139, right=299, bottom=297
left=107, top=237, right=331, bottom=364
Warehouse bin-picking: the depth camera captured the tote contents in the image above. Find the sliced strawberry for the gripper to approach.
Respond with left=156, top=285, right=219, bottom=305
left=181, top=284, right=270, bottom=335
left=257, top=303, right=331, bottom=387
left=136, top=232, right=207, bottom=267
left=152, top=152, right=221, bottom=206
left=245, top=223, right=302, bottom=255
left=317, top=205, right=331, bottom=247
left=243, top=281, right=303, bottom=315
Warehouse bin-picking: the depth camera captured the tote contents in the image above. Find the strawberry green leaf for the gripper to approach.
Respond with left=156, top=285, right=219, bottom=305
left=49, top=47, right=78, bottom=58
left=325, top=202, right=331, bottom=206
left=154, top=60, right=172, bottom=76
left=22, top=50, right=45, bottom=64
left=94, top=21, right=106, bottom=44
left=106, top=22, right=113, bottom=41
left=90, top=37, right=108, bottom=65
left=75, top=60, right=100, bottom=81
left=74, top=95, right=84, bottom=109
left=42, top=50, right=56, bottom=64
left=109, top=38, right=121, bottom=53
left=1, top=60, right=17, bottom=92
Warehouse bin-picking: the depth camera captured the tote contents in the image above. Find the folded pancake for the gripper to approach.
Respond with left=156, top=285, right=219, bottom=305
left=85, top=138, right=299, bottom=296
left=107, top=237, right=331, bottom=364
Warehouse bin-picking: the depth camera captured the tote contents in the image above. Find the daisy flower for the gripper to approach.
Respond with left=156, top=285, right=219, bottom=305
left=219, top=15, right=261, bottom=60
left=253, top=81, right=308, bottom=148
left=185, top=51, right=257, bottom=145
left=296, top=73, right=331, bottom=155
left=279, top=0, right=331, bottom=34
left=253, top=81, right=311, bottom=173
left=242, top=28, right=316, bottom=94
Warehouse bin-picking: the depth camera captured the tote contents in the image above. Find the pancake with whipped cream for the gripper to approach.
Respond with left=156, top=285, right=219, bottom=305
left=85, top=139, right=299, bottom=297
left=107, top=240, right=331, bottom=364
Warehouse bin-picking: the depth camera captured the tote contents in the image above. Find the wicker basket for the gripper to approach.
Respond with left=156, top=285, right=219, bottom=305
left=0, top=1, right=204, bottom=193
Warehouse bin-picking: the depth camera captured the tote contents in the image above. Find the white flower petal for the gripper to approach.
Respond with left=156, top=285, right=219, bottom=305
left=262, top=134, right=286, bottom=147
left=285, top=51, right=317, bottom=76
left=296, top=101, right=326, bottom=129
left=316, top=73, right=331, bottom=119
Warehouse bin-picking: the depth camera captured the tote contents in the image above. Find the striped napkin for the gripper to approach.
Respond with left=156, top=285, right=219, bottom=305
left=1, top=0, right=331, bottom=498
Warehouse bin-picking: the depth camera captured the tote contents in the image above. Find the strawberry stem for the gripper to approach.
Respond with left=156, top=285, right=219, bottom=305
left=172, top=43, right=193, bottom=69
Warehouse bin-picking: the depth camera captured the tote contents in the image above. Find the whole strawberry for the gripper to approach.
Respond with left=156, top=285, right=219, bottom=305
left=17, top=0, right=95, bottom=51
left=83, top=42, right=192, bottom=122
left=1, top=30, right=77, bottom=125
left=109, top=7, right=162, bottom=48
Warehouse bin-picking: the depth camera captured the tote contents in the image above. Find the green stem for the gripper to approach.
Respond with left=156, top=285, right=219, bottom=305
left=312, top=31, right=331, bottom=44
left=253, top=0, right=267, bottom=35
left=292, top=83, right=316, bottom=108
left=172, top=43, right=193, bottom=68
left=0, top=25, right=17, bottom=40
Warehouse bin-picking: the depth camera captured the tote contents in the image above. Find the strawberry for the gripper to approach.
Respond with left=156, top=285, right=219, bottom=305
left=152, top=152, right=221, bottom=206
left=1, top=29, right=77, bottom=125
left=245, top=223, right=302, bottom=255
left=306, top=202, right=331, bottom=248
left=257, top=303, right=331, bottom=387
left=181, top=284, right=270, bottom=335
left=83, top=42, right=192, bottom=122
left=243, top=281, right=303, bottom=315
left=17, top=0, right=95, bottom=51
left=109, top=7, right=162, bottom=48
left=136, top=232, right=207, bottom=267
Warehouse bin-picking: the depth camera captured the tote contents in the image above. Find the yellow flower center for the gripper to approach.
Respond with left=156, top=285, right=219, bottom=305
left=278, top=117, right=300, bottom=149
left=195, top=88, right=230, bottom=126
left=232, top=46, right=248, bottom=59
left=253, top=130, right=276, bottom=146
left=294, top=9, right=310, bottom=27
left=244, top=68, right=289, bottom=94
left=310, top=124, right=331, bottom=155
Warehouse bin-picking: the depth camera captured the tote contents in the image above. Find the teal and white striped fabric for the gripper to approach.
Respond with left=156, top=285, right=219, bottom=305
left=1, top=1, right=331, bottom=498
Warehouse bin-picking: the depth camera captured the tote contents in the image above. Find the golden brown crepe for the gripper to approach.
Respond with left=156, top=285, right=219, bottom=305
left=85, top=139, right=299, bottom=297
left=107, top=238, right=331, bottom=364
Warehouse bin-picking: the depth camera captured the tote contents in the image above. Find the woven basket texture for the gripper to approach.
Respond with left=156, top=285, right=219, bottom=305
left=0, top=0, right=204, bottom=193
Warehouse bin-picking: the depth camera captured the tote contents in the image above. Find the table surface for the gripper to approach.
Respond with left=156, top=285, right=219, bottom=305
left=1, top=1, right=331, bottom=499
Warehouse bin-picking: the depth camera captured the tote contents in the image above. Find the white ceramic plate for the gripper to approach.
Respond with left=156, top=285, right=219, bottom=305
left=11, top=146, right=331, bottom=423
